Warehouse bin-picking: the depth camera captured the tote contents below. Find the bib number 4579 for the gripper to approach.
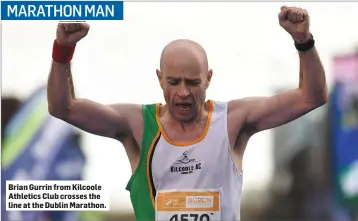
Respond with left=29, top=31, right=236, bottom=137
left=169, top=213, right=213, bottom=221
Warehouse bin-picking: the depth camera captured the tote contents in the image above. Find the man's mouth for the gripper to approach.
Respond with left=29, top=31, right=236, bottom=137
left=175, top=103, right=192, bottom=112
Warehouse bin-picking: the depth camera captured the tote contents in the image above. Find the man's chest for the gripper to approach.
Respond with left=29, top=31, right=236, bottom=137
left=151, top=137, right=228, bottom=189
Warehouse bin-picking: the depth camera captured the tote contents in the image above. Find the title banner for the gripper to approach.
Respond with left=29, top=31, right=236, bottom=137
left=1, top=1, right=124, bottom=20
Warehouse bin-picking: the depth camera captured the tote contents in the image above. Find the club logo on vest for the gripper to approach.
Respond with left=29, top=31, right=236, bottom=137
left=170, top=151, right=202, bottom=175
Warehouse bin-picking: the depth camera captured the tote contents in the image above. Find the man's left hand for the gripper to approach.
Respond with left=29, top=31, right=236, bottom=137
left=278, top=6, right=311, bottom=43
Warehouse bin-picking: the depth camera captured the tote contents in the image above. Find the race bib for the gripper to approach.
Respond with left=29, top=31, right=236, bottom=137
left=155, top=189, right=220, bottom=221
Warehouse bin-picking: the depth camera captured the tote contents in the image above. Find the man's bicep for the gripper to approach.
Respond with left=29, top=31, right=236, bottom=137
left=65, top=99, right=139, bottom=139
left=231, top=89, right=312, bottom=133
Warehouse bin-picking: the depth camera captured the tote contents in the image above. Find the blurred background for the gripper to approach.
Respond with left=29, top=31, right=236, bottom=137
left=2, top=2, right=358, bottom=221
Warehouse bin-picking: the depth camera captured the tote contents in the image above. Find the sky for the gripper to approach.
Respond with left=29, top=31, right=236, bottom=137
left=2, top=2, right=358, bottom=212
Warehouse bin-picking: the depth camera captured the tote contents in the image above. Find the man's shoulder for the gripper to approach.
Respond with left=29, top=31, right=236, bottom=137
left=209, top=100, right=229, bottom=109
left=141, top=102, right=161, bottom=112
left=141, top=103, right=159, bottom=107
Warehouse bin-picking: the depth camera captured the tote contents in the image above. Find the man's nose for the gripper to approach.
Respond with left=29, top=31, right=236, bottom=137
left=177, top=84, right=190, bottom=98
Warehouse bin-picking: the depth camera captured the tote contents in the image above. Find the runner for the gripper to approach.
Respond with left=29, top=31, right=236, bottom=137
left=47, top=6, right=327, bottom=221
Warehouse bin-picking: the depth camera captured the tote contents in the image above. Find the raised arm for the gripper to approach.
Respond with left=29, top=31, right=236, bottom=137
left=228, top=6, right=327, bottom=135
left=48, top=23, right=141, bottom=140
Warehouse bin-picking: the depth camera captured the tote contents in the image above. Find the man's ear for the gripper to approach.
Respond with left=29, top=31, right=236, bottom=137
left=205, top=69, right=213, bottom=89
left=156, top=69, right=163, bottom=89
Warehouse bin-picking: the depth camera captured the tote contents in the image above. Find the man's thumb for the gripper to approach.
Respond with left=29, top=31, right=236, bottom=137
left=278, top=6, right=288, bottom=22
left=77, top=23, right=89, bottom=35
left=280, top=6, right=288, bottom=11
left=80, top=23, right=90, bottom=31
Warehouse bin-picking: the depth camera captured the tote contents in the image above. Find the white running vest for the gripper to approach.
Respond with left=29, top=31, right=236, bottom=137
left=152, top=101, right=243, bottom=221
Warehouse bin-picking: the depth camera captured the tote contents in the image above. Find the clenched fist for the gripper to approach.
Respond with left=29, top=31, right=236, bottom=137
left=56, top=23, right=90, bottom=46
left=278, top=6, right=310, bottom=43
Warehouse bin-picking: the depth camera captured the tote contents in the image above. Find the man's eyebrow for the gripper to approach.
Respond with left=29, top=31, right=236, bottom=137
left=166, top=76, right=181, bottom=80
left=185, top=78, right=201, bottom=81
left=166, top=76, right=201, bottom=81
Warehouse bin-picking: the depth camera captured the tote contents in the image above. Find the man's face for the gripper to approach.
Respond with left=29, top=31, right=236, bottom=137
left=157, top=66, right=212, bottom=123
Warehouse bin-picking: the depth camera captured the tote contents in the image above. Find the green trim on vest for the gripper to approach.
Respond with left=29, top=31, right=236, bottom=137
left=126, top=104, right=160, bottom=221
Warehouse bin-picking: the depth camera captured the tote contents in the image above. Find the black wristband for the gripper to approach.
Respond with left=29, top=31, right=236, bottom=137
left=294, top=33, right=315, bottom=52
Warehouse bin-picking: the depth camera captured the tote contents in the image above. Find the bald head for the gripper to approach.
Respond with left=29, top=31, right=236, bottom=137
left=160, top=39, right=209, bottom=73
left=157, top=39, right=213, bottom=122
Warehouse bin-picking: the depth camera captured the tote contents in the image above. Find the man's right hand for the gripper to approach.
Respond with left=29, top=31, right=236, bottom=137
left=56, top=23, right=90, bottom=46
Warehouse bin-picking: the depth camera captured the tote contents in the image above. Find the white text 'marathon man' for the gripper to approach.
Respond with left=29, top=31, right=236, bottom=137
left=7, top=4, right=115, bottom=18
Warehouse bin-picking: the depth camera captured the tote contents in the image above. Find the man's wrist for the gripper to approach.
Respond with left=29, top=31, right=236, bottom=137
left=293, top=32, right=312, bottom=44
left=294, top=33, right=315, bottom=52
left=52, top=40, right=76, bottom=63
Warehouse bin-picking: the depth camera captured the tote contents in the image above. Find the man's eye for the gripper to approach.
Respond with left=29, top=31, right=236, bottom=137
left=187, top=80, right=201, bottom=86
left=168, top=80, right=179, bottom=85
